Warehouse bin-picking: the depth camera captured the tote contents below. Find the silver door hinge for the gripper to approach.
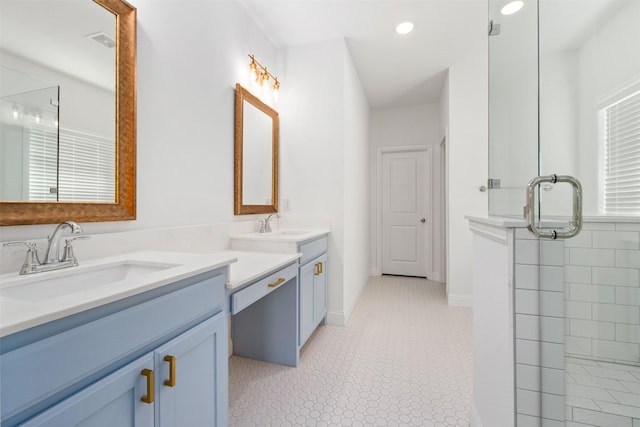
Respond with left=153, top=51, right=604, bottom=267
left=487, top=178, right=501, bottom=189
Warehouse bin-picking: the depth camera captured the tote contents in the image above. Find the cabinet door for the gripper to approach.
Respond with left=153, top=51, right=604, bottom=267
left=299, top=260, right=317, bottom=346
left=21, top=354, right=155, bottom=427
left=313, top=254, right=328, bottom=324
left=154, top=312, right=228, bottom=427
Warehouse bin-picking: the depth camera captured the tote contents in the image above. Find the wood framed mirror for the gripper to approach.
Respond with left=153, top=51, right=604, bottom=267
left=0, top=0, right=136, bottom=226
left=234, top=83, right=279, bottom=215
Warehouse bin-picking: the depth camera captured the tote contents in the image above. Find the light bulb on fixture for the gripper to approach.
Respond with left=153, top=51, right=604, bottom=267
left=12, top=104, right=19, bottom=120
left=273, top=79, right=280, bottom=103
left=249, top=58, right=258, bottom=82
left=35, top=114, right=41, bottom=124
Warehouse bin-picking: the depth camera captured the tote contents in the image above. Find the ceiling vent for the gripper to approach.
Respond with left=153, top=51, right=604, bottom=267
left=85, top=32, right=115, bottom=48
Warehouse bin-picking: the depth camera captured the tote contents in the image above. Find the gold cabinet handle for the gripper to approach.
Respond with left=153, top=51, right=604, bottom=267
left=141, top=369, right=154, bottom=404
left=315, top=262, right=323, bottom=276
left=164, top=355, right=176, bottom=387
left=268, top=277, right=286, bottom=288
left=319, top=262, right=323, bottom=274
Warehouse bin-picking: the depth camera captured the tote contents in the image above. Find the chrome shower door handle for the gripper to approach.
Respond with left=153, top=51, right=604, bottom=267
left=525, top=174, right=583, bottom=239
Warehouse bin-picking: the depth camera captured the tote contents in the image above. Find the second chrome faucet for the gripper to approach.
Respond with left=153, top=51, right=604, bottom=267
left=259, top=213, right=280, bottom=233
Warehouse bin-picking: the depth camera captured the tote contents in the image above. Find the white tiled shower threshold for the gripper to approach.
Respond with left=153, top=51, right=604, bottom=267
left=566, top=356, right=640, bottom=426
left=228, top=275, right=473, bottom=426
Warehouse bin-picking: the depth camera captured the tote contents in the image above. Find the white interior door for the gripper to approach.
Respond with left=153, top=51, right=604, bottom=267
left=381, top=149, right=432, bottom=277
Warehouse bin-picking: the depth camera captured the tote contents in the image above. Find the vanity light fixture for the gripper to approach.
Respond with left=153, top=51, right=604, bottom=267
left=248, top=54, right=281, bottom=102
left=501, top=0, right=524, bottom=15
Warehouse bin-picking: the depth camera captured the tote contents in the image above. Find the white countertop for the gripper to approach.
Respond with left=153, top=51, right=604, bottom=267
left=0, top=251, right=237, bottom=337
left=466, top=215, right=568, bottom=228
left=219, top=250, right=301, bottom=289
left=230, top=228, right=330, bottom=243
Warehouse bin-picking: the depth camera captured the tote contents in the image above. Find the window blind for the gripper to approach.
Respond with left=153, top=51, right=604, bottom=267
left=602, top=89, right=640, bottom=215
left=28, top=127, right=115, bottom=202
left=28, top=128, right=58, bottom=201
left=57, top=127, right=115, bottom=202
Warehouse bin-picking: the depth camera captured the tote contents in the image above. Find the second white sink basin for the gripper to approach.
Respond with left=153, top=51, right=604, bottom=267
left=1, top=260, right=178, bottom=302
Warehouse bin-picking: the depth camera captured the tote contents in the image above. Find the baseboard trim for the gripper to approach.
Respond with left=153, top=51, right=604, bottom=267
left=448, top=293, right=473, bottom=307
left=370, top=267, right=381, bottom=276
left=343, top=276, right=369, bottom=325
left=326, top=310, right=345, bottom=326
left=470, top=402, right=483, bottom=427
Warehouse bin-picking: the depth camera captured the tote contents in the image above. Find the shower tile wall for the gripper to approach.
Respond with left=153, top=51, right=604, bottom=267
left=565, top=222, right=640, bottom=365
left=564, top=221, right=640, bottom=425
left=514, top=228, right=566, bottom=426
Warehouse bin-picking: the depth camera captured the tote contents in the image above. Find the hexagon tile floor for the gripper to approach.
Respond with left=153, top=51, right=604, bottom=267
left=229, top=275, right=473, bottom=426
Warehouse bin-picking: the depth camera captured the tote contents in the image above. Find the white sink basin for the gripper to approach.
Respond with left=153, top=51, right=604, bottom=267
left=1, top=260, right=178, bottom=302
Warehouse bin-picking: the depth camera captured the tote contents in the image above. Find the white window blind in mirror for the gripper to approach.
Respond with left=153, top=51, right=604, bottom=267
left=28, top=127, right=115, bottom=202
left=602, top=89, right=640, bottom=215
left=27, top=128, right=58, bottom=201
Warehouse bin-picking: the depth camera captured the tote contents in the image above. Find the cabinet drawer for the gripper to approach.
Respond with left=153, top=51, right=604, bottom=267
left=1, top=273, right=225, bottom=422
left=299, top=236, right=328, bottom=265
left=231, top=263, right=298, bottom=315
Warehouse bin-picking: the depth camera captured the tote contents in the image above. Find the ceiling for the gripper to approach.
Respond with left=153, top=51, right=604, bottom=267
left=238, top=0, right=488, bottom=108
left=2, top=0, right=624, bottom=109
left=240, top=0, right=629, bottom=109
left=0, top=0, right=115, bottom=93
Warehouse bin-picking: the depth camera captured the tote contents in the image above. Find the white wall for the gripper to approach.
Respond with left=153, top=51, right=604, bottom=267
left=342, top=48, right=371, bottom=321
left=369, top=104, right=442, bottom=280
left=446, top=17, right=489, bottom=306
left=279, top=38, right=370, bottom=325
left=279, top=39, right=346, bottom=323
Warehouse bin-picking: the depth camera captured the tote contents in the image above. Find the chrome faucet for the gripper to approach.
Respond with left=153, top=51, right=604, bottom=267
left=259, top=213, right=280, bottom=233
left=3, top=221, right=88, bottom=275
left=44, top=221, right=83, bottom=264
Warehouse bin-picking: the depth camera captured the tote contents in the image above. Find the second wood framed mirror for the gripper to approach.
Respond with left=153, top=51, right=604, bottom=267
left=234, top=83, right=278, bottom=215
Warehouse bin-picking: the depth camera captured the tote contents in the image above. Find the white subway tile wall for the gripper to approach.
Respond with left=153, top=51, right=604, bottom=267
left=565, top=223, right=640, bottom=364
left=514, top=232, right=566, bottom=423
left=516, top=222, right=640, bottom=425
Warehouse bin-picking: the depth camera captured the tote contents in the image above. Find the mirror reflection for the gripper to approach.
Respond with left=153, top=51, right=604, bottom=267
left=0, top=0, right=116, bottom=203
left=242, top=101, right=274, bottom=205
left=234, top=83, right=279, bottom=215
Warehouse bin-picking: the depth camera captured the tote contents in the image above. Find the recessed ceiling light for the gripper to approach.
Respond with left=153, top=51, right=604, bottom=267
left=395, top=22, right=414, bottom=35
left=501, top=0, right=524, bottom=15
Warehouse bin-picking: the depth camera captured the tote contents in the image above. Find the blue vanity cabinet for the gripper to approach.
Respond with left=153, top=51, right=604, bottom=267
left=19, top=354, right=155, bottom=427
left=0, top=270, right=229, bottom=427
left=298, top=237, right=328, bottom=348
left=154, top=312, right=227, bottom=427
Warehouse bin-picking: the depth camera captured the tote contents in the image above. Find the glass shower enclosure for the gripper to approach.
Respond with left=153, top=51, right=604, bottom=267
left=489, top=0, right=640, bottom=425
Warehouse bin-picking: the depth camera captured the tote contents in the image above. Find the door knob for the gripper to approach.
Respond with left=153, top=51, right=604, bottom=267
left=420, top=218, right=426, bottom=223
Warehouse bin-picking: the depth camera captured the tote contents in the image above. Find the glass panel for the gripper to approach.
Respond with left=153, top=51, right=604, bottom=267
left=0, top=73, right=59, bottom=201
left=488, top=0, right=539, bottom=217
left=491, top=0, right=640, bottom=425
left=537, top=0, right=640, bottom=425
